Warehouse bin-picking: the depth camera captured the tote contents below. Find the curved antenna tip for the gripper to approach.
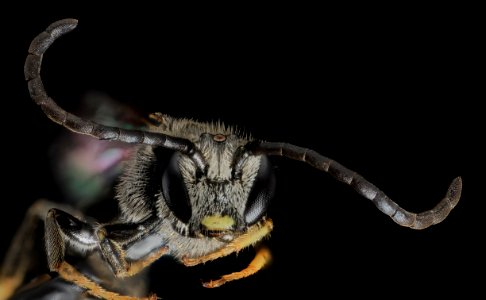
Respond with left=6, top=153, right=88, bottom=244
left=46, top=19, right=78, bottom=33
left=448, top=176, right=462, bottom=208
left=49, top=18, right=78, bottom=27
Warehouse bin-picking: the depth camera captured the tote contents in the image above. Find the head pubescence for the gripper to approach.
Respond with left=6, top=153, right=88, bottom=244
left=161, top=132, right=275, bottom=242
left=116, top=117, right=276, bottom=243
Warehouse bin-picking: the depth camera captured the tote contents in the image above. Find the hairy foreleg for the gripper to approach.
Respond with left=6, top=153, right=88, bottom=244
left=57, top=261, right=156, bottom=300
left=183, top=218, right=273, bottom=266
left=182, top=219, right=273, bottom=288
left=47, top=210, right=167, bottom=299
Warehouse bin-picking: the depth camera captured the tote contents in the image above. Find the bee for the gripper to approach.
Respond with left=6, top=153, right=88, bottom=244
left=0, top=19, right=462, bottom=300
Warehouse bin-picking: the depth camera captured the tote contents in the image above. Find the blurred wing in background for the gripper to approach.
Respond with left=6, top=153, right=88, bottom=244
left=3, top=93, right=151, bottom=300
left=50, top=92, right=145, bottom=210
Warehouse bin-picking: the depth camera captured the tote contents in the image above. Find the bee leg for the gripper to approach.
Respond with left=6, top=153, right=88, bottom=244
left=47, top=211, right=160, bottom=300
left=98, top=239, right=169, bottom=278
left=182, top=219, right=273, bottom=288
left=97, top=220, right=169, bottom=278
left=0, top=200, right=82, bottom=300
left=44, top=209, right=99, bottom=271
left=183, top=218, right=273, bottom=266
left=203, top=246, right=272, bottom=288
left=57, top=261, right=157, bottom=300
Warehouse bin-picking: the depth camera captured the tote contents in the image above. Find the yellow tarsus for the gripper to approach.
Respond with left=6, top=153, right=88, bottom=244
left=58, top=261, right=156, bottom=300
left=203, top=246, right=272, bottom=288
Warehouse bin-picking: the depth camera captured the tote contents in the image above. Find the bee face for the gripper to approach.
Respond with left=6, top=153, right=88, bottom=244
left=161, top=133, right=276, bottom=240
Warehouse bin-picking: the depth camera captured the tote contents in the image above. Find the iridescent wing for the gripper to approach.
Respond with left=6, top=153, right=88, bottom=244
left=3, top=93, right=151, bottom=299
left=50, top=92, right=146, bottom=210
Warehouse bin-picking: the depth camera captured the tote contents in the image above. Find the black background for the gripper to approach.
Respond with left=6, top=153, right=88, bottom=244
left=1, top=5, right=482, bottom=299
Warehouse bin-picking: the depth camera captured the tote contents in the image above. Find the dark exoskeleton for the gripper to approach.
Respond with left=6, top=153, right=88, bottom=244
left=0, top=19, right=462, bottom=300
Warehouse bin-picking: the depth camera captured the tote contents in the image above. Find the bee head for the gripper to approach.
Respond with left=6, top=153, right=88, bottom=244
left=160, top=133, right=275, bottom=241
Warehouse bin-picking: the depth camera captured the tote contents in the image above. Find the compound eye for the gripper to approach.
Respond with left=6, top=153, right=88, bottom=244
left=244, top=155, right=276, bottom=225
left=161, top=153, right=192, bottom=223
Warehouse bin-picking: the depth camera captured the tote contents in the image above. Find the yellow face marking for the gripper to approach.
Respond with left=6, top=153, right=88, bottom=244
left=201, top=215, right=235, bottom=230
